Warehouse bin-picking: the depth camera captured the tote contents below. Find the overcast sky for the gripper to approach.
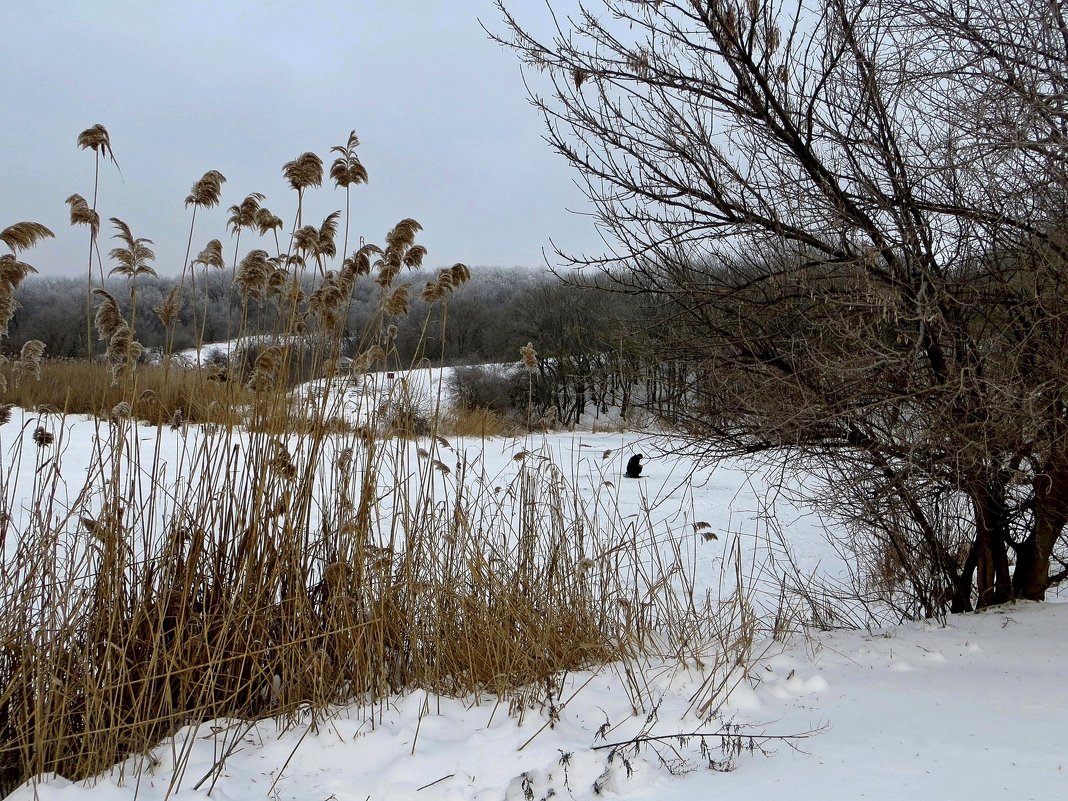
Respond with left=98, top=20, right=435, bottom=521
left=0, top=0, right=599, bottom=278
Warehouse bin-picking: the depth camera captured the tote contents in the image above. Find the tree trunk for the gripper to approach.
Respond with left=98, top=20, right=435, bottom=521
left=971, top=481, right=1012, bottom=608
left=1014, top=461, right=1068, bottom=600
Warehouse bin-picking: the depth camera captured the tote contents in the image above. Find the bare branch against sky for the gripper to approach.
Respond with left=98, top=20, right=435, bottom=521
left=0, top=0, right=598, bottom=276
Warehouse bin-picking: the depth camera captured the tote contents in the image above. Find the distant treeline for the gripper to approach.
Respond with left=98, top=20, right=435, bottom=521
left=8, top=268, right=692, bottom=425
left=7, top=267, right=569, bottom=364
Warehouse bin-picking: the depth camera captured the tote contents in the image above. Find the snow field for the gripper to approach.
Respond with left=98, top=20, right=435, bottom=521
left=3, top=367, right=1064, bottom=801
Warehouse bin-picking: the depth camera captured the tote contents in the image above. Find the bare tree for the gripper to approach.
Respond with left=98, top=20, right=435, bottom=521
left=496, top=0, right=1068, bottom=611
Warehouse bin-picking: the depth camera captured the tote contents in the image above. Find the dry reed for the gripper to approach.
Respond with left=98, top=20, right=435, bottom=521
left=0, top=137, right=735, bottom=798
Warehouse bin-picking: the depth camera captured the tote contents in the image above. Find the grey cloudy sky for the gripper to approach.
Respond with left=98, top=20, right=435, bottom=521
left=1, top=0, right=599, bottom=277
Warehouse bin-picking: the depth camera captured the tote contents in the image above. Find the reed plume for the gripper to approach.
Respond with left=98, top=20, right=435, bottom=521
left=421, top=263, right=471, bottom=303
left=256, top=208, right=284, bottom=236
left=331, top=130, right=369, bottom=258
left=154, top=285, right=181, bottom=329
left=403, top=244, right=427, bottom=269
left=283, top=152, right=324, bottom=193
left=450, top=262, right=471, bottom=285
left=76, top=124, right=117, bottom=356
left=227, top=193, right=266, bottom=235
left=10, top=340, right=46, bottom=387
left=520, top=341, right=538, bottom=371
left=225, top=194, right=268, bottom=281
left=344, top=243, right=382, bottom=278
left=308, top=272, right=347, bottom=329
left=247, top=345, right=284, bottom=392
left=76, top=123, right=118, bottom=166
left=1, top=221, right=54, bottom=253
left=107, top=218, right=157, bottom=279
left=293, top=211, right=340, bottom=275
left=92, top=289, right=125, bottom=340
left=385, top=218, right=421, bottom=251
left=0, top=291, right=14, bottom=339
left=376, top=248, right=403, bottom=288
left=0, top=238, right=45, bottom=336
left=330, top=131, right=369, bottom=188
left=185, top=170, right=226, bottom=208
left=384, top=283, right=411, bottom=316
left=107, top=323, right=144, bottom=375
left=65, top=194, right=100, bottom=236
left=93, top=288, right=143, bottom=383
left=193, top=239, right=225, bottom=270
left=235, top=250, right=272, bottom=299
left=0, top=254, right=38, bottom=288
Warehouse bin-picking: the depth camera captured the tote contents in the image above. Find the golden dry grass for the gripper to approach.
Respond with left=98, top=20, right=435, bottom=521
left=439, top=406, right=509, bottom=438
left=0, top=421, right=674, bottom=792
left=0, top=359, right=253, bottom=425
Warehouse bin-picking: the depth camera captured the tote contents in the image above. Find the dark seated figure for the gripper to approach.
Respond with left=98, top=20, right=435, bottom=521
left=625, top=453, right=643, bottom=478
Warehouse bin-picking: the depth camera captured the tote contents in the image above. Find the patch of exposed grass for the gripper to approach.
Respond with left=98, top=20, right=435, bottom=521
left=438, top=406, right=508, bottom=438
left=0, top=359, right=253, bottom=425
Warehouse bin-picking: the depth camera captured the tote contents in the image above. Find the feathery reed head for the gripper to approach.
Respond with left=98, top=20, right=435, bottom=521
left=227, top=192, right=266, bottom=234
left=255, top=208, right=284, bottom=236
left=376, top=248, right=403, bottom=288
left=520, top=341, right=538, bottom=371
left=421, top=279, right=448, bottom=303
left=0, top=288, right=16, bottom=339
left=154, top=285, right=182, bottom=329
left=235, top=250, right=272, bottom=299
left=450, top=262, right=471, bottom=285
left=13, top=340, right=46, bottom=383
left=106, top=325, right=144, bottom=382
left=9, top=340, right=45, bottom=387
left=32, top=426, right=54, bottom=448
left=76, top=123, right=117, bottom=165
left=330, top=130, right=369, bottom=188
left=308, top=273, right=347, bottom=329
left=0, top=403, right=12, bottom=426
left=246, top=345, right=284, bottom=393
left=65, top=194, right=100, bottom=236
left=92, top=289, right=125, bottom=340
left=282, top=152, right=324, bottom=192
left=0, top=253, right=39, bottom=288
left=385, top=218, right=422, bottom=251
left=1, top=221, right=54, bottom=254
left=185, top=170, right=226, bottom=208
left=384, top=283, right=411, bottom=316
left=421, top=263, right=471, bottom=303
left=108, top=218, right=157, bottom=279
left=403, top=244, right=428, bottom=269
left=345, top=243, right=382, bottom=278
left=193, top=239, right=225, bottom=270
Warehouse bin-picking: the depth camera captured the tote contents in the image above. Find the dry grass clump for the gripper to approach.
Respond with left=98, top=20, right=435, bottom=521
left=0, top=359, right=252, bottom=425
left=0, top=423, right=700, bottom=793
left=439, top=405, right=509, bottom=438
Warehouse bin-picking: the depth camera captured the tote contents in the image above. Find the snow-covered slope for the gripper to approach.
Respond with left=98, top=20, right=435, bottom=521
left=4, top=408, right=1064, bottom=801
left=12, top=599, right=1066, bottom=801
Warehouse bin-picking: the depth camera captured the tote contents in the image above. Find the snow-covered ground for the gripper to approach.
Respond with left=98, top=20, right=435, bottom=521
left=4, top=379, right=1066, bottom=800
left=12, top=597, right=1066, bottom=800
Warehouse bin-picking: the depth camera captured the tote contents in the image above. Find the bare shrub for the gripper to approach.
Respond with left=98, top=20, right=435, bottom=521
left=447, top=363, right=524, bottom=414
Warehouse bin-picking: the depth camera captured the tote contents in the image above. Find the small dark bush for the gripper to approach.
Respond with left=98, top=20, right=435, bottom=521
left=447, top=364, right=524, bottom=413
